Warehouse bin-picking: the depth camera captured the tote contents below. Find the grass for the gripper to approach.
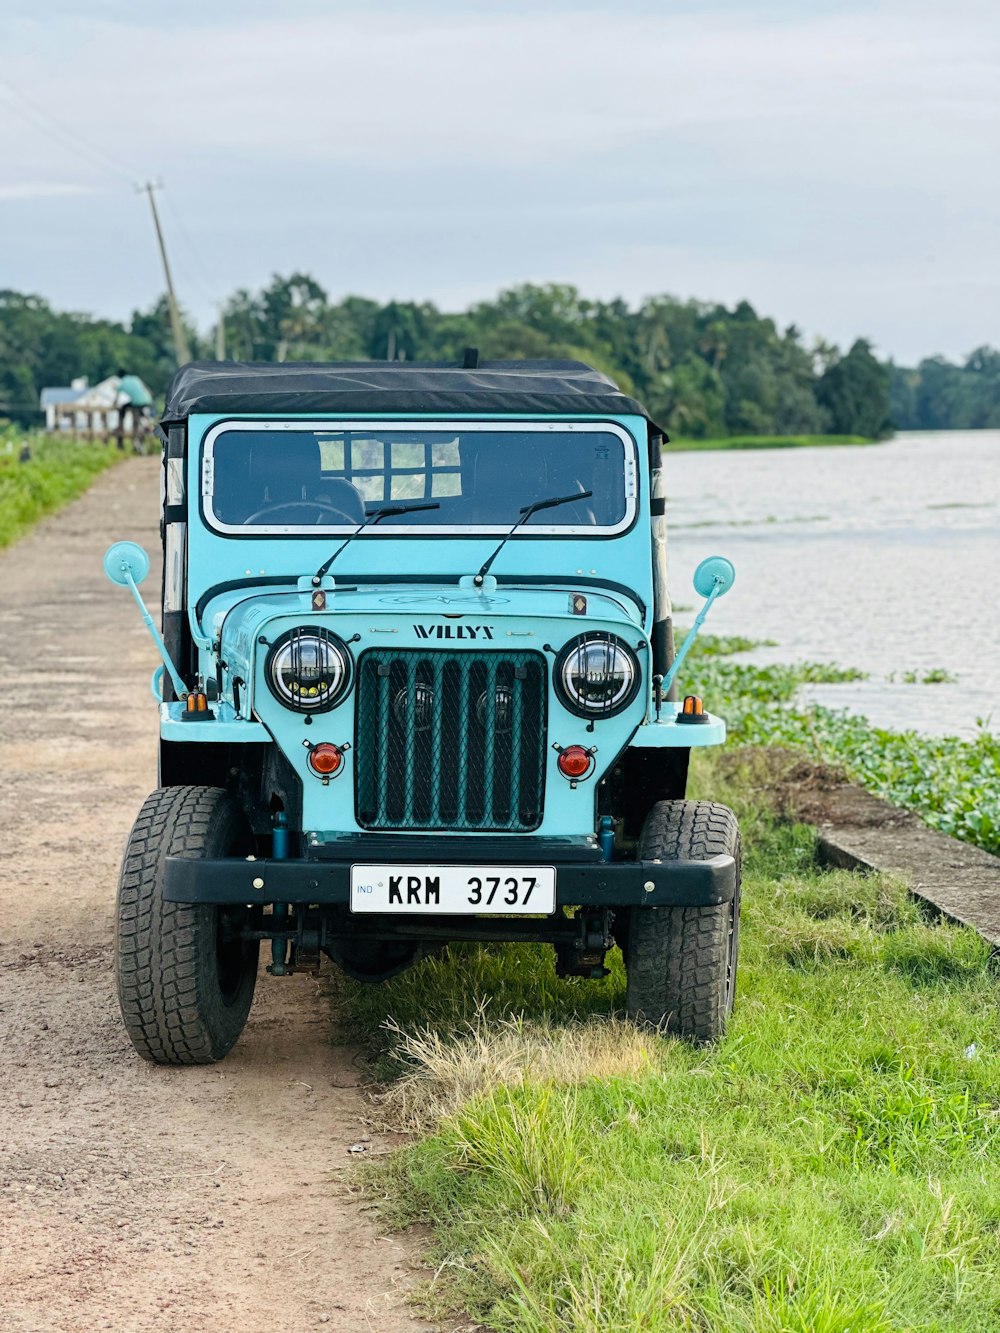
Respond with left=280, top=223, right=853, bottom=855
left=664, top=434, right=875, bottom=453
left=684, top=638, right=999, bottom=856
left=0, top=430, right=125, bottom=548
left=346, top=752, right=1000, bottom=1331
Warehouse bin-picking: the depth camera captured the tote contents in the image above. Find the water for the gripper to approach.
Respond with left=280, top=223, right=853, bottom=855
left=665, top=431, right=1000, bottom=739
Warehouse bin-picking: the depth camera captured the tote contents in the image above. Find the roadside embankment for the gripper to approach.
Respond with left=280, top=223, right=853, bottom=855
left=0, top=431, right=125, bottom=549
left=753, top=751, right=1000, bottom=949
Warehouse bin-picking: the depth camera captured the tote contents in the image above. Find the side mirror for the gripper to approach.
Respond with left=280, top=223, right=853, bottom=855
left=693, top=555, right=735, bottom=599
left=103, top=541, right=150, bottom=587
left=658, top=553, right=736, bottom=702
left=102, top=541, right=187, bottom=700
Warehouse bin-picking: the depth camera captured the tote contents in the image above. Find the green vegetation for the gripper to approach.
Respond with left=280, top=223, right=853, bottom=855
left=889, top=668, right=960, bottom=686
left=0, top=430, right=123, bottom=548
left=7, top=278, right=996, bottom=435
left=891, top=348, right=1000, bottom=431
left=687, top=633, right=779, bottom=657
left=665, top=434, right=873, bottom=452
left=0, top=290, right=183, bottom=423
left=687, top=639, right=998, bottom=856
left=2, top=279, right=896, bottom=440
left=349, top=754, right=1000, bottom=1332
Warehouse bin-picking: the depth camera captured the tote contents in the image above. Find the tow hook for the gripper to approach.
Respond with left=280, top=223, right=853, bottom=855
left=555, top=909, right=613, bottom=979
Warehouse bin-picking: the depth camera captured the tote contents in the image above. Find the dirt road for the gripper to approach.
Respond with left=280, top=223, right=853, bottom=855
left=0, top=459, right=434, bottom=1332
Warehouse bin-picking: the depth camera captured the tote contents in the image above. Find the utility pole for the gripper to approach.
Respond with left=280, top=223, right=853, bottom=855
left=215, top=305, right=226, bottom=361
left=138, top=181, right=191, bottom=367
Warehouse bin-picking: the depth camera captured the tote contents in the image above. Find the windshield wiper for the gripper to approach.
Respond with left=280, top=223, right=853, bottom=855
left=473, top=490, right=593, bottom=588
left=312, top=501, right=441, bottom=585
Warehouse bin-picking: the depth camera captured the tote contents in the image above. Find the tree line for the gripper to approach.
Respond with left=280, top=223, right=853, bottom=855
left=1, top=277, right=996, bottom=437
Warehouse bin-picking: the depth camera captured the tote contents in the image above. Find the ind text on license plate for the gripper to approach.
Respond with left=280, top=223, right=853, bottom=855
left=350, top=865, right=556, bottom=915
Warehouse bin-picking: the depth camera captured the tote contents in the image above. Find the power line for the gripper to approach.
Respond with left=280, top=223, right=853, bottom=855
left=0, top=74, right=222, bottom=361
left=162, top=189, right=222, bottom=307
left=0, top=74, right=139, bottom=185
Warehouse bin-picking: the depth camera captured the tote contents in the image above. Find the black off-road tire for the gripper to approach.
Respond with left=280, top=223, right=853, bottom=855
left=115, top=786, right=260, bottom=1065
left=624, top=800, right=741, bottom=1042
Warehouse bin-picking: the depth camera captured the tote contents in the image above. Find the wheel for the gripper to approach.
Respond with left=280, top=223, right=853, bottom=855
left=624, top=800, right=741, bottom=1042
left=115, top=786, right=260, bottom=1065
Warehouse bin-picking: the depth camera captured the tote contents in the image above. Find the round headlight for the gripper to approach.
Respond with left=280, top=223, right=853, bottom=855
left=266, top=628, right=353, bottom=712
left=555, top=633, right=641, bottom=718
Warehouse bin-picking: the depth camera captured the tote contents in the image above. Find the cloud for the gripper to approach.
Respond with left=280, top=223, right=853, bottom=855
left=0, top=1, right=997, bottom=361
left=4, top=5, right=999, bottom=179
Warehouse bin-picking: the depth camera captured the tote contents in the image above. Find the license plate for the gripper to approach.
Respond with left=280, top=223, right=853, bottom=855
left=350, top=865, right=556, bottom=915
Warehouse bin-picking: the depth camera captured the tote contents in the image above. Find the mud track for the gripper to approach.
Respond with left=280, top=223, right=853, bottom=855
left=0, top=459, right=435, bottom=1332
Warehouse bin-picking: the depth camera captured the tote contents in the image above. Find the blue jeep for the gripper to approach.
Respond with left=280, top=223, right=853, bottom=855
left=104, top=357, right=739, bottom=1064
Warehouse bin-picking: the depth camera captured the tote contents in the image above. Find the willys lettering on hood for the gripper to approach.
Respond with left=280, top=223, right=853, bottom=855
left=413, top=624, right=495, bottom=640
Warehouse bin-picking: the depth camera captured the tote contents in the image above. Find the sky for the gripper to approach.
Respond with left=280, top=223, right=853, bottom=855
left=1, top=0, right=998, bottom=365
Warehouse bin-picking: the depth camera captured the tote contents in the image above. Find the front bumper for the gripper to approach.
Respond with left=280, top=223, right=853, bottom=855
left=162, top=847, right=738, bottom=909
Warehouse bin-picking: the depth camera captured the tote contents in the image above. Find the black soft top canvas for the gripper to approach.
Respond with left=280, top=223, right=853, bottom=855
left=163, top=358, right=663, bottom=434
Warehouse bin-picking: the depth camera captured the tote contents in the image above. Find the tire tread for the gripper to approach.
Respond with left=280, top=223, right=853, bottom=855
left=625, top=800, right=741, bottom=1042
left=115, top=785, right=257, bottom=1065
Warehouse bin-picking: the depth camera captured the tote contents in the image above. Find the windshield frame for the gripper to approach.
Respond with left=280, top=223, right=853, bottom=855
left=200, top=418, right=639, bottom=539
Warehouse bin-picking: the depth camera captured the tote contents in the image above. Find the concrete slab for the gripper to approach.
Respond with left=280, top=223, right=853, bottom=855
left=771, top=757, right=1000, bottom=949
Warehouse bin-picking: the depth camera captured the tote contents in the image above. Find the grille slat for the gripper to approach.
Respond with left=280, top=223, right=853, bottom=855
left=429, top=656, right=444, bottom=826
left=483, top=656, right=497, bottom=822
left=403, top=656, right=417, bottom=824
left=509, top=674, right=524, bottom=819
left=355, top=648, right=547, bottom=833
left=456, top=664, right=470, bottom=824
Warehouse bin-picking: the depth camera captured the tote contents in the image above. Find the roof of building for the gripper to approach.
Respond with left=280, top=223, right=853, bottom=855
left=39, top=376, right=122, bottom=410
left=40, top=386, right=85, bottom=408
left=162, top=359, right=663, bottom=434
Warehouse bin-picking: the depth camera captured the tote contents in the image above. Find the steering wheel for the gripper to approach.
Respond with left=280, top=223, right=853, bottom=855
left=243, top=500, right=361, bottom=525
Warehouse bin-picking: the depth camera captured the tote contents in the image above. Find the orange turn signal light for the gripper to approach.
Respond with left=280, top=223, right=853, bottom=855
left=676, top=694, right=710, bottom=726
left=180, top=690, right=215, bottom=722
left=308, top=742, right=343, bottom=775
left=557, top=744, right=593, bottom=779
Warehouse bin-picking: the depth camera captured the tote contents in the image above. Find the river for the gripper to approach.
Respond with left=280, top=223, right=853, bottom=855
left=665, top=430, right=999, bottom=739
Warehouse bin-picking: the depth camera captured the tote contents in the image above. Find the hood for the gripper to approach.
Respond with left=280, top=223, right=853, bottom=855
left=212, top=579, right=647, bottom=721
left=202, top=578, right=645, bottom=649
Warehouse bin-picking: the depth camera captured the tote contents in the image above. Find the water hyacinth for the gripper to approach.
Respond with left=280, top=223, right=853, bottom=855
left=683, top=639, right=1000, bottom=856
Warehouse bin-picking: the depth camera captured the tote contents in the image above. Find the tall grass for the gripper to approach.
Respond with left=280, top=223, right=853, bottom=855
left=0, top=431, right=125, bottom=548
left=346, top=754, right=1000, bottom=1331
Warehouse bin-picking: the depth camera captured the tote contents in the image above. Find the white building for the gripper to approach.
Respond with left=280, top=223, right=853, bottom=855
left=40, top=375, right=123, bottom=435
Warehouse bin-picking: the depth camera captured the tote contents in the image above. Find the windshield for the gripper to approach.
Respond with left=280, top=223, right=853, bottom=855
left=204, top=421, right=635, bottom=535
